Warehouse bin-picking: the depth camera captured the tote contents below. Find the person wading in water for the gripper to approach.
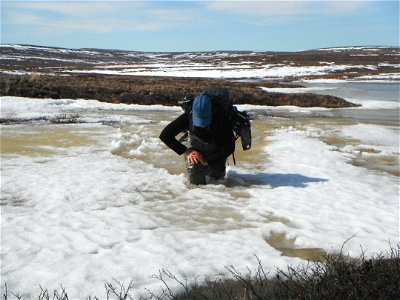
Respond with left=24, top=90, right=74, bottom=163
left=159, top=87, right=236, bottom=185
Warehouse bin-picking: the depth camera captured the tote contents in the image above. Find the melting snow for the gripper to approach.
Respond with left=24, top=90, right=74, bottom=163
left=1, top=95, right=398, bottom=297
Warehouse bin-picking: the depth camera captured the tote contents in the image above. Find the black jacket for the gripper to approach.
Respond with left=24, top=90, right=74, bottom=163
left=159, top=111, right=235, bottom=166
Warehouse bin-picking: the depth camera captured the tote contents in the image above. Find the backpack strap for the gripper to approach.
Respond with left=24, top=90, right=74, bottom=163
left=232, top=152, right=236, bottom=165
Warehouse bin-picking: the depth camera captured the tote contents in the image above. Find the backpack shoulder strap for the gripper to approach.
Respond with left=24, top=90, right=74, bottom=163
left=178, top=97, right=194, bottom=115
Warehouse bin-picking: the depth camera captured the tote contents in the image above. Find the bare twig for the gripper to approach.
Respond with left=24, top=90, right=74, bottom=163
left=104, top=279, right=134, bottom=300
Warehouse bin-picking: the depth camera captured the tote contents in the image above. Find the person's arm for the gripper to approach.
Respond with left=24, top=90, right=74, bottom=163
left=159, top=113, right=190, bottom=155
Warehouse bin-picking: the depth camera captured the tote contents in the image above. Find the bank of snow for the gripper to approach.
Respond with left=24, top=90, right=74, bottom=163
left=246, top=126, right=398, bottom=253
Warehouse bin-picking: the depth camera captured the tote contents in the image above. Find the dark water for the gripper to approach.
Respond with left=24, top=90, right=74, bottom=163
left=296, top=82, right=399, bottom=126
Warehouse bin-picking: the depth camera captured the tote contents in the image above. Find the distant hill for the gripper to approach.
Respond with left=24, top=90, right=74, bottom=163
left=0, top=44, right=399, bottom=81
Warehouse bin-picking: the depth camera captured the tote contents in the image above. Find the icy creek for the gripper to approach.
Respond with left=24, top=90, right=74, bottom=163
left=0, top=83, right=399, bottom=298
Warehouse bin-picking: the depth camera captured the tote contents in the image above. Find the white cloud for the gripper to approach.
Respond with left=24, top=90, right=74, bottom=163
left=150, top=8, right=194, bottom=22
left=2, top=1, right=194, bottom=33
left=206, top=1, right=367, bottom=17
left=2, top=0, right=371, bottom=35
left=4, top=12, right=43, bottom=25
left=3, top=1, right=136, bottom=18
left=42, top=19, right=169, bottom=34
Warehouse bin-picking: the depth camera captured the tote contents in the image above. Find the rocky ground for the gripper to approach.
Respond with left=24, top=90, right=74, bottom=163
left=1, top=44, right=398, bottom=107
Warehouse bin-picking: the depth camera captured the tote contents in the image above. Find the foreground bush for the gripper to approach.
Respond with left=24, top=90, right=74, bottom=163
left=169, top=244, right=400, bottom=300
left=3, top=244, right=399, bottom=300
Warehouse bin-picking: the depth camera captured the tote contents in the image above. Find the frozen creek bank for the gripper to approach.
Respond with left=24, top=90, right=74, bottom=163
left=0, top=95, right=398, bottom=298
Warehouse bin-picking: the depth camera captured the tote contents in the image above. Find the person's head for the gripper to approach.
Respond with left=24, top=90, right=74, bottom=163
left=192, top=95, right=212, bottom=128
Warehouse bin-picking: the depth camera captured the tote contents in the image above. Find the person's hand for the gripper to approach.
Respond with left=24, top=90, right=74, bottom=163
left=185, top=149, right=208, bottom=166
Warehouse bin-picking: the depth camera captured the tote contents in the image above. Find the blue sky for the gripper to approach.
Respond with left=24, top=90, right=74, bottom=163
left=1, top=0, right=399, bottom=52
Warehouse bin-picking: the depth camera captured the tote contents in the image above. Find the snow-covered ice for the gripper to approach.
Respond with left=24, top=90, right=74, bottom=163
left=1, top=89, right=399, bottom=297
left=269, top=81, right=400, bottom=110
left=260, top=86, right=335, bottom=94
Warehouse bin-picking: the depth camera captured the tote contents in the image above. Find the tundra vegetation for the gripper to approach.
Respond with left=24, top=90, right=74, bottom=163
left=0, top=74, right=358, bottom=108
left=3, top=244, right=399, bottom=300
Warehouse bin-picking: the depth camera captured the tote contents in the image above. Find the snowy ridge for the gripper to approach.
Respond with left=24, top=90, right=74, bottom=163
left=317, top=46, right=398, bottom=51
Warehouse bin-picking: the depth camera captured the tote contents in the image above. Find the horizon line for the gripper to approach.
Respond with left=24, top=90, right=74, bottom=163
left=1, top=43, right=399, bottom=54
